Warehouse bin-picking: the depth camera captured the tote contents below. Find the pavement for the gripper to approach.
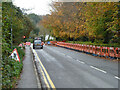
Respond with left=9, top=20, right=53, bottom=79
left=17, top=47, right=39, bottom=88
left=34, top=45, right=119, bottom=88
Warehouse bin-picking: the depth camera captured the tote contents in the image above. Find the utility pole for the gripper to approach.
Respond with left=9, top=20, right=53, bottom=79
left=11, top=28, right=12, bottom=49
left=10, top=2, right=12, bottom=49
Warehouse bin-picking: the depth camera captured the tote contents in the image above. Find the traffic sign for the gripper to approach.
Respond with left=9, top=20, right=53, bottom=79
left=10, top=48, right=20, bottom=62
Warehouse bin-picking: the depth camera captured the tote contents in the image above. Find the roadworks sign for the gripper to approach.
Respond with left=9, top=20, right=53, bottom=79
left=10, top=48, right=20, bottom=62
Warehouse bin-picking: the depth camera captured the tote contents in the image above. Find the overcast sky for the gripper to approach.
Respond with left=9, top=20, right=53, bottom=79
left=13, top=0, right=55, bottom=15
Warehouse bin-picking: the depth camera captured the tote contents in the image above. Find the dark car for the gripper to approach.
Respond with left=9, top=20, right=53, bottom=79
left=33, top=39, right=43, bottom=49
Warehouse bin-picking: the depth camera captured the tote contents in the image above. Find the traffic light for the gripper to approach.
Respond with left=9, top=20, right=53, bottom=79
left=23, top=36, right=26, bottom=39
left=23, top=36, right=26, bottom=42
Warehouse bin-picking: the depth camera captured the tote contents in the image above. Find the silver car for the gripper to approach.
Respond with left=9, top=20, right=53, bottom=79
left=33, top=40, right=43, bottom=49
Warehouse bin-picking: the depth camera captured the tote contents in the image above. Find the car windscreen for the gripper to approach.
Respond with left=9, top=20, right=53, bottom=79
left=34, top=40, right=41, bottom=44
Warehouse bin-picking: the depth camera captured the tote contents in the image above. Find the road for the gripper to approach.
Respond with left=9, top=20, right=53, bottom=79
left=34, top=45, right=119, bottom=88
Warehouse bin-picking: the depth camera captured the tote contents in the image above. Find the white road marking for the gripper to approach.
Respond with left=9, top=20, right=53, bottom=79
left=78, top=61, right=85, bottom=64
left=90, top=66, right=107, bottom=73
left=76, top=59, right=79, bottom=61
left=76, top=59, right=85, bottom=64
left=79, top=61, right=85, bottom=64
left=114, top=76, right=120, bottom=80
left=67, top=55, right=72, bottom=59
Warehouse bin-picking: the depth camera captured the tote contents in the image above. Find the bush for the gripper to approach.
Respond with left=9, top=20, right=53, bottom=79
left=2, top=46, right=25, bottom=88
left=66, top=41, right=120, bottom=47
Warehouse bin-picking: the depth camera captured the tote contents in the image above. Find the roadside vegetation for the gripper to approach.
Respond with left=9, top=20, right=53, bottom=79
left=2, top=46, right=25, bottom=88
left=0, top=2, right=2, bottom=90
left=67, top=41, right=120, bottom=47
left=41, top=2, right=120, bottom=47
left=28, top=13, right=50, bottom=41
left=2, top=2, right=34, bottom=88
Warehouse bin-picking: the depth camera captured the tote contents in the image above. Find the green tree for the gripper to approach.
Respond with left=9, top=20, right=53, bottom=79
left=2, top=2, right=34, bottom=88
left=2, top=2, right=34, bottom=45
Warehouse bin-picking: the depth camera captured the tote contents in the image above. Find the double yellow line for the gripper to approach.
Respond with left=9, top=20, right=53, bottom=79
left=33, top=50, right=56, bottom=89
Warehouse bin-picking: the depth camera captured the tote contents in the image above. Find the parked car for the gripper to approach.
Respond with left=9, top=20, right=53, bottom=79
left=33, top=39, right=43, bottom=49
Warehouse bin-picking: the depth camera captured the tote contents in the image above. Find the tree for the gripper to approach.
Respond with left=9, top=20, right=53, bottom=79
left=2, top=2, right=34, bottom=56
left=41, top=2, right=120, bottom=44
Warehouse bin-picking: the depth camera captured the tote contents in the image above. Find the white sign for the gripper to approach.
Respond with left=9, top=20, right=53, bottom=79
left=10, top=48, right=20, bottom=62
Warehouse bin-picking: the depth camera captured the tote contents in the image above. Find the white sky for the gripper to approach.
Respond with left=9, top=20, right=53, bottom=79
left=13, top=0, right=55, bottom=15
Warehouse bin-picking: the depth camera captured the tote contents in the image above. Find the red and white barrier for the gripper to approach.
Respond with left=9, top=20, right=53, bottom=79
left=83, top=44, right=86, bottom=52
left=89, top=45, right=93, bottom=54
left=96, top=46, right=102, bottom=56
left=108, top=47, right=115, bottom=57
left=86, top=45, right=90, bottom=53
left=26, top=42, right=31, bottom=46
left=115, top=48, right=120, bottom=58
left=101, top=47, right=109, bottom=57
left=81, top=44, right=84, bottom=52
left=92, top=46, right=96, bottom=55
left=56, top=41, right=119, bottom=59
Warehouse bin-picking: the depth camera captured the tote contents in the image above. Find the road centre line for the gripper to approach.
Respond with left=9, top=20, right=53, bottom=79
left=90, top=66, right=107, bottom=73
left=46, top=47, right=112, bottom=76
left=78, top=61, right=85, bottom=64
left=76, top=59, right=85, bottom=64
left=33, top=49, right=56, bottom=89
left=114, top=76, right=120, bottom=80
left=76, top=59, right=79, bottom=61
left=67, top=55, right=72, bottom=59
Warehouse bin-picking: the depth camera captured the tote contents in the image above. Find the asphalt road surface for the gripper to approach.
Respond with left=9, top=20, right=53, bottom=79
left=35, top=45, right=119, bottom=88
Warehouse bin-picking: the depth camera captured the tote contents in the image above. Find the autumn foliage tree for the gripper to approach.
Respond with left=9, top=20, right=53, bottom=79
left=41, top=2, right=120, bottom=44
